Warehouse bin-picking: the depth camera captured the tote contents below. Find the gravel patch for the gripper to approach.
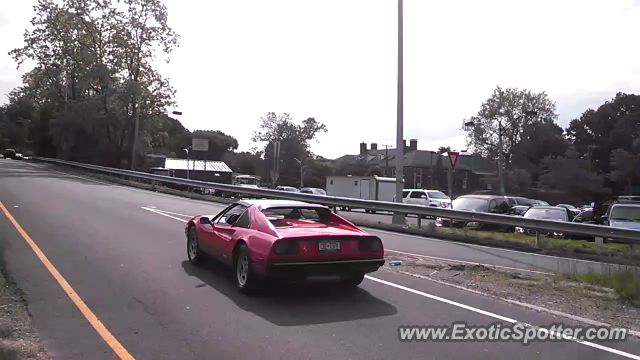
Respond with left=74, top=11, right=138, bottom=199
left=384, top=253, right=640, bottom=334
left=0, top=266, right=50, bottom=360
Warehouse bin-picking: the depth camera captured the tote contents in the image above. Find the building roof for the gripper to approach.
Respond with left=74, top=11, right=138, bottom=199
left=164, top=158, right=232, bottom=172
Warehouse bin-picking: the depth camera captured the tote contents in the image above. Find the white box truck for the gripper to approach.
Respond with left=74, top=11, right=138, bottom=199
left=325, top=175, right=403, bottom=213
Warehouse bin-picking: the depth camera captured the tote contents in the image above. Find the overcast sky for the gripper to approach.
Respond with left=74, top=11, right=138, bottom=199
left=2, top=0, right=640, bottom=159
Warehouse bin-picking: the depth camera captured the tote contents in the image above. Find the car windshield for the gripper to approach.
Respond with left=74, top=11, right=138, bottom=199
left=609, top=206, right=640, bottom=222
left=263, top=207, right=330, bottom=226
left=427, top=191, right=448, bottom=199
left=524, top=208, right=568, bottom=221
left=452, top=198, right=488, bottom=212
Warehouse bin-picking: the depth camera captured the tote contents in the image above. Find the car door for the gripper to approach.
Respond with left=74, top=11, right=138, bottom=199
left=209, top=204, right=248, bottom=259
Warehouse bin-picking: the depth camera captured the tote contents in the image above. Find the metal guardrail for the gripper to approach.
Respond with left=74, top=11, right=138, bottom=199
left=31, top=156, right=640, bottom=243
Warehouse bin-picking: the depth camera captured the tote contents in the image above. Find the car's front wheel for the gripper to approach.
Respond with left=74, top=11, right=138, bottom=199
left=234, top=244, right=258, bottom=294
left=187, top=227, right=205, bottom=266
left=341, top=273, right=365, bottom=287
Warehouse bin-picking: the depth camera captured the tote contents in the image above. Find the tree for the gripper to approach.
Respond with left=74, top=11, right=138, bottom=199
left=224, top=151, right=264, bottom=175
left=253, top=112, right=327, bottom=185
left=437, top=146, right=451, bottom=154
left=510, top=120, right=568, bottom=181
left=462, top=86, right=558, bottom=167
left=505, top=168, right=532, bottom=195
left=538, top=147, right=610, bottom=203
left=609, top=137, right=640, bottom=195
left=8, top=0, right=179, bottom=167
left=566, top=93, right=640, bottom=178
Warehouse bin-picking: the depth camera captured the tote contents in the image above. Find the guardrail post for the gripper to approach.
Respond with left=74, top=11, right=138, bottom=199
left=535, top=231, right=541, bottom=248
left=417, top=215, right=421, bottom=228
left=595, top=237, right=604, bottom=244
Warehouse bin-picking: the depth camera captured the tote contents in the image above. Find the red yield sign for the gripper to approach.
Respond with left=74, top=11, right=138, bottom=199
left=447, top=151, right=460, bottom=169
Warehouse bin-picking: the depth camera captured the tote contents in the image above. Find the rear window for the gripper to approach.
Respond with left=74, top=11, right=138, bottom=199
left=524, top=208, right=568, bottom=221
left=452, top=197, right=488, bottom=212
left=263, top=207, right=331, bottom=227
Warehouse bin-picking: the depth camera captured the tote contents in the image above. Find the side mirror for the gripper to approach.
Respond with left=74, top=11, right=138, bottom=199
left=199, top=217, right=211, bottom=225
left=421, top=195, right=427, bottom=199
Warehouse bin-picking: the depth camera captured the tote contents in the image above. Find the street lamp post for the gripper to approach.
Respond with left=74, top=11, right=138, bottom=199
left=294, top=157, right=305, bottom=188
left=392, top=0, right=405, bottom=225
left=184, top=146, right=191, bottom=180
left=464, top=110, right=537, bottom=196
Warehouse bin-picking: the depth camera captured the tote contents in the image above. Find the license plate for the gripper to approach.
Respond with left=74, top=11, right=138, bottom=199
left=318, top=240, right=341, bottom=252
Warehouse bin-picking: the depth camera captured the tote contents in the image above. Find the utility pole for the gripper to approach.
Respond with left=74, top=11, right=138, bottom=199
left=382, top=144, right=392, bottom=176
left=272, top=141, right=281, bottom=186
left=294, top=157, right=305, bottom=187
left=130, top=98, right=141, bottom=171
left=184, top=146, right=191, bottom=180
left=497, top=122, right=505, bottom=196
left=392, top=0, right=405, bottom=225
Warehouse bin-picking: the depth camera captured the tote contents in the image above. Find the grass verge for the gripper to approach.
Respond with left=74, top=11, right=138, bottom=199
left=564, top=270, right=640, bottom=306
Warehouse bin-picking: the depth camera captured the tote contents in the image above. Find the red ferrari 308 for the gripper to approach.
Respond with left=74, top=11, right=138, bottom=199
left=184, top=199, right=385, bottom=293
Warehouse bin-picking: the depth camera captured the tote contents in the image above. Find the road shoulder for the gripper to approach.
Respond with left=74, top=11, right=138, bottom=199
left=0, top=252, right=50, bottom=359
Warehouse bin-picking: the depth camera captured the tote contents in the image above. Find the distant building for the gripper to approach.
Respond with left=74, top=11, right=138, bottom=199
left=147, top=155, right=233, bottom=184
left=331, top=140, right=497, bottom=194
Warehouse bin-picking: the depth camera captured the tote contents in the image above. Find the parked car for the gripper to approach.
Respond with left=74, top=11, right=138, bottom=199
left=184, top=199, right=385, bottom=294
left=556, top=204, right=580, bottom=219
left=532, top=200, right=550, bottom=205
left=515, top=206, right=571, bottom=238
left=602, top=202, right=640, bottom=231
left=506, top=196, right=536, bottom=207
left=299, top=187, right=327, bottom=196
left=14, top=153, right=23, bottom=160
left=435, top=195, right=511, bottom=231
left=276, top=186, right=299, bottom=193
left=507, top=205, right=530, bottom=216
left=569, top=208, right=596, bottom=241
left=3, top=149, right=16, bottom=159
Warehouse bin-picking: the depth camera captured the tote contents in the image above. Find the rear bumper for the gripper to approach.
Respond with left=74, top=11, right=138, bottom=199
left=263, top=258, right=385, bottom=278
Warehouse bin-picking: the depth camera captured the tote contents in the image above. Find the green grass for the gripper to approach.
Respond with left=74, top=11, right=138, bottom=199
left=566, top=270, right=640, bottom=304
left=420, top=225, right=631, bottom=252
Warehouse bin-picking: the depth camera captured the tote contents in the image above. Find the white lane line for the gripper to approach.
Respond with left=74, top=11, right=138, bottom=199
left=147, top=209, right=194, bottom=218
left=364, top=275, right=640, bottom=359
left=384, top=249, right=553, bottom=275
left=142, top=206, right=640, bottom=359
left=364, top=227, right=624, bottom=267
left=141, top=207, right=190, bottom=222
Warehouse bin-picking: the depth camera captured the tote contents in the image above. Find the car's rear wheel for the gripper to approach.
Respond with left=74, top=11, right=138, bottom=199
left=234, top=245, right=258, bottom=294
left=341, top=273, right=365, bottom=287
left=187, top=227, right=205, bottom=266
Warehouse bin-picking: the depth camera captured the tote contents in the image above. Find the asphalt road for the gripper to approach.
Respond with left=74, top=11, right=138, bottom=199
left=1, top=159, right=639, bottom=360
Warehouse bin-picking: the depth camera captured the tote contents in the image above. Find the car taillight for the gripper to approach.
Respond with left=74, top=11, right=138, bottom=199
left=273, top=241, right=299, bottom=255
left=358, top=237, right=382, bottom=252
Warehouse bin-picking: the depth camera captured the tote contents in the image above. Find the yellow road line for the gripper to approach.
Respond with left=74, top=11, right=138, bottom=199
left=0, top=200, right=135, bottom=360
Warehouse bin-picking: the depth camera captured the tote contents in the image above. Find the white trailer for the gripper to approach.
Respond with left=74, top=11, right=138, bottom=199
left=325, top=175, right=403, bottom=213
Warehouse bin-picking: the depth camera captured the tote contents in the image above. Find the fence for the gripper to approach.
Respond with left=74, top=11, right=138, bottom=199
left=31, top=157, right=640, bottom=244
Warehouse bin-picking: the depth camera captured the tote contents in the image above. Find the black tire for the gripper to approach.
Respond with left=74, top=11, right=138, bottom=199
left=234, top=244, right=259, bottom=294
left=342, top=273, right=365, bottom=287
left=187, top=227, right=206, bottom=266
